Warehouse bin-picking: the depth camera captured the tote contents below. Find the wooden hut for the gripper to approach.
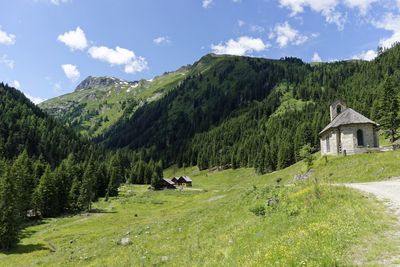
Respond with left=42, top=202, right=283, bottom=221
left=177, top=176, right=192, bottom=187
left=158, top=178, right=176, bottom=189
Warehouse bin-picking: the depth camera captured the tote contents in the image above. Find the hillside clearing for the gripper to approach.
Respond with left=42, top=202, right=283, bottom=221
left=1, top=152, right=400, bottom=266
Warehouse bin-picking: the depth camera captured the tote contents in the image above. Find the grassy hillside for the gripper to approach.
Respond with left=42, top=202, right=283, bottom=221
left=39, top=68, right=188, bottom=138
left=2, top=151, right=400, bottom=266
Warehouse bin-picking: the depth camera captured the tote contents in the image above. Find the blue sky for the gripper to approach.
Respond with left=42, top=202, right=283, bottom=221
left=1, top=0, right=400, bottom=103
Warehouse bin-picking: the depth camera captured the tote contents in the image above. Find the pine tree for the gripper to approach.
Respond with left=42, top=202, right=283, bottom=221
left=106, top=154, right=124, bottom=198
left=11, top=150, right=34, bottom=219
left=0, top=164, right=21, bottom=250
left=78, top=159, right=96, bottom=211
left=379, top=77, right=400, bottom=143
left=33, top=165, right=60, bottom=217
left=151, top=160, right=164, bottom=189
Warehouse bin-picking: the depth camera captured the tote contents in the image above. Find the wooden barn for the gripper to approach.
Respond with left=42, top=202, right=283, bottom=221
left=176, top=176, right=192, bottom=187
left=159, top=178, right=176, bottom=189
left=171, top=177, right=179, bottom=184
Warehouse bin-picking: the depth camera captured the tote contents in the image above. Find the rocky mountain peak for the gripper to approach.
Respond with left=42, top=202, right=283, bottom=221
left=75, top=76, right=129, bottom=91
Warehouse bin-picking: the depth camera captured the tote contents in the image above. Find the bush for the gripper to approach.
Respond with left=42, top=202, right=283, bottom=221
left=249, top=204, right=266, bottom=216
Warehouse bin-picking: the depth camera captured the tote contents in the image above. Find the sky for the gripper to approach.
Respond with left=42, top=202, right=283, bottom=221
left=1, top=0, right=400, bottom=103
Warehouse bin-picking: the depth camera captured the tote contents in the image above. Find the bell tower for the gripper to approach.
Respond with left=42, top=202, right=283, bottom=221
left=329, top=100, right=347, bottom=121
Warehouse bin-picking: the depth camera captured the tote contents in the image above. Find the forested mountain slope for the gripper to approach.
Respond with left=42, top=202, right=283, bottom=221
left=0, top=84, right=139, bottom=249
left=98, top=45, right=400, bottom=172
left=39, top=67, right=189, bottom=137
left=0, top=83, right=88, bottom=166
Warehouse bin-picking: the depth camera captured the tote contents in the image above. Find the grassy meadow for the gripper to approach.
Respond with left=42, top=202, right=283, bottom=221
left=1, top=151, right=400, bottom=266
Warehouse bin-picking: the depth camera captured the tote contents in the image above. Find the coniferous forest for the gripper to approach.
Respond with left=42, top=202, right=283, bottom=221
left=0, top=84, right=162, bottom=250
left=101, top=45, right=400, bottom=174
left=2, top=43, right=400, bottom=250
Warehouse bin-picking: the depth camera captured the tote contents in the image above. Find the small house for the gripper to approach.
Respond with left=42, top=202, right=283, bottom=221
left=171, top=177, right=180, bottom=184
left=176, top=176, right=192, bottom=187
left=320, top=100, right=380, bottom=155
left=159, top=178, right=176, bottom=189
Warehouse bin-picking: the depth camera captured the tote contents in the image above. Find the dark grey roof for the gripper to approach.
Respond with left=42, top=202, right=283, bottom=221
left=320, top=108, right=378, bottom=135
left=180, top=176, right=192, bottom=182
left=183, top=176, right=192, bottom=182
left=162, top=178, right=176, bottom=185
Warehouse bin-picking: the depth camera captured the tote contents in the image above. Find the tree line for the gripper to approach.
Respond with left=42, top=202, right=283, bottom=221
left=101, top=45, right=400, bottom=173
left=0, top=84, right=162, bottom=250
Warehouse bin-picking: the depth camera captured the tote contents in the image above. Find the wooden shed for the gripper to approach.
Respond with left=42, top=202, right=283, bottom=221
left=158, top=178, right=176, bottom=189
left=177, top=176, right=192, bottom=187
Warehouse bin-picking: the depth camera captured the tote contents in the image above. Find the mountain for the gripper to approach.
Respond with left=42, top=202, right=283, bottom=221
left=39, top=66, right=190, bottom=137
left=99, top=46, right=400, bottom=171
left=0, top=82, right=88, bottom=165
left=41, top=46, right=400, bottom=173
left=74, top=76, right=138, bottom=92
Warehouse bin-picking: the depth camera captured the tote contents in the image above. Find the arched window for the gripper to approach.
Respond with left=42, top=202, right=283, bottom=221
left=357, top=129, right=364, bottom=146
left=336, top=105, right=342, bottom=115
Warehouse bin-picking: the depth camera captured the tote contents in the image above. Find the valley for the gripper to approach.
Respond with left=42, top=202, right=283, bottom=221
left=2, top=151, right=400, bottom=266
left=4, top=1, right=400, bottom=266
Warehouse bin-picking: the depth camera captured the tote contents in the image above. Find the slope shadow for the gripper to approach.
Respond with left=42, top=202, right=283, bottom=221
left=89, top=208, right=117, bottom=214
left=2, top=243, right=49, bottom=255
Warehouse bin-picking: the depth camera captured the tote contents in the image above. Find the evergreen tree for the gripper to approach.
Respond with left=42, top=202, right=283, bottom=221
left=151, top=160, right=164, bottom=189
left=33, top=165, right=60, bottom=217
left=0, top=165, right=21, bottom=250
left=106, top=154, right=124, bottom=198
left=378, top=77, right=400, bottom=143
left=11, top=150, right=34, bottom=218
left=78, top=159, right=96, bottom=211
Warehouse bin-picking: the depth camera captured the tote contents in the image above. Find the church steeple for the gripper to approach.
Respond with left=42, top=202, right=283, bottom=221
left=329, top=100, right=347, bottom=121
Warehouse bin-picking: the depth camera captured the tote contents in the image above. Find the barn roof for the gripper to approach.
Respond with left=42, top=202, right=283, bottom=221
left=162, top=178, right=176, bottom=185
left=320, top=108, right=378, bottom=135
left=180, top=176, right=192, bottom=182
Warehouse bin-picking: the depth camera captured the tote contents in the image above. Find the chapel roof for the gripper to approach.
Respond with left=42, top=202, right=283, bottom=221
left=320, top=108, right=379, bottom=135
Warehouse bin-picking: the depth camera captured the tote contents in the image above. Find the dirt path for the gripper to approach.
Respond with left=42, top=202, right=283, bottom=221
left=344, top=179, right=400, bottom=216
left=344, top=179, right=400, bottom=266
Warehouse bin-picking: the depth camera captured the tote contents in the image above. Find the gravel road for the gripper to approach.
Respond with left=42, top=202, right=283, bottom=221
left=344, top=179, right=400, bottom=215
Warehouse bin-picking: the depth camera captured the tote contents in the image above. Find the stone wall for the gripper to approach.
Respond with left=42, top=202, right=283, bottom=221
left=320, top=124, right=379, bottom=156
left=320, top=129, right=339, bottom=155
left=340, top=124, right=378, bottom=155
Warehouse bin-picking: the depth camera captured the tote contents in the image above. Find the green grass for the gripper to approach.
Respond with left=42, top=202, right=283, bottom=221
left=1, top=152, right=400, bottom=266
left=314, top=150, right=400, bottom=183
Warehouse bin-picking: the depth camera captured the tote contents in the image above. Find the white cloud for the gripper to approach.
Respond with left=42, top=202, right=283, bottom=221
left=57, top=27, right=88, bottom=51
left=61, top=64, right=80, bottom=82
left=270, top=22, right=309, bottom=48
left=373, top=13, right=400, bottom=49
left=0, top=54, right=15, bottom=69
left=312, top=52, right=322, bottom=62
left=250, top=24, right=265, bottom=33
left=202, top=0, right=213, bottom=8
left=211, top=36, right=269, bottom=56
left=10, top=80, right=45, bottom=104
left=153, top=36, right=171, bottom=45
left=10, top=80, right=21, bottom=90
left=88, top=46, right=148, bottom=74
left=25, top=94, right=45, bottom=105
left=238, top=20, right=245, bottom=27
left=352, top=49, right=377, bottom=61
left=278, top=0, right=377, bottom=30
left=50, top=0, right=70, bottom=4
left=343, top=0, right=377, bottom=15
left=0, top=27, right=16, bottom=45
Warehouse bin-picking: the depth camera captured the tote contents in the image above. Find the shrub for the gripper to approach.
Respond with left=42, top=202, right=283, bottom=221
left=249, top=204, right=266, bottom=216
